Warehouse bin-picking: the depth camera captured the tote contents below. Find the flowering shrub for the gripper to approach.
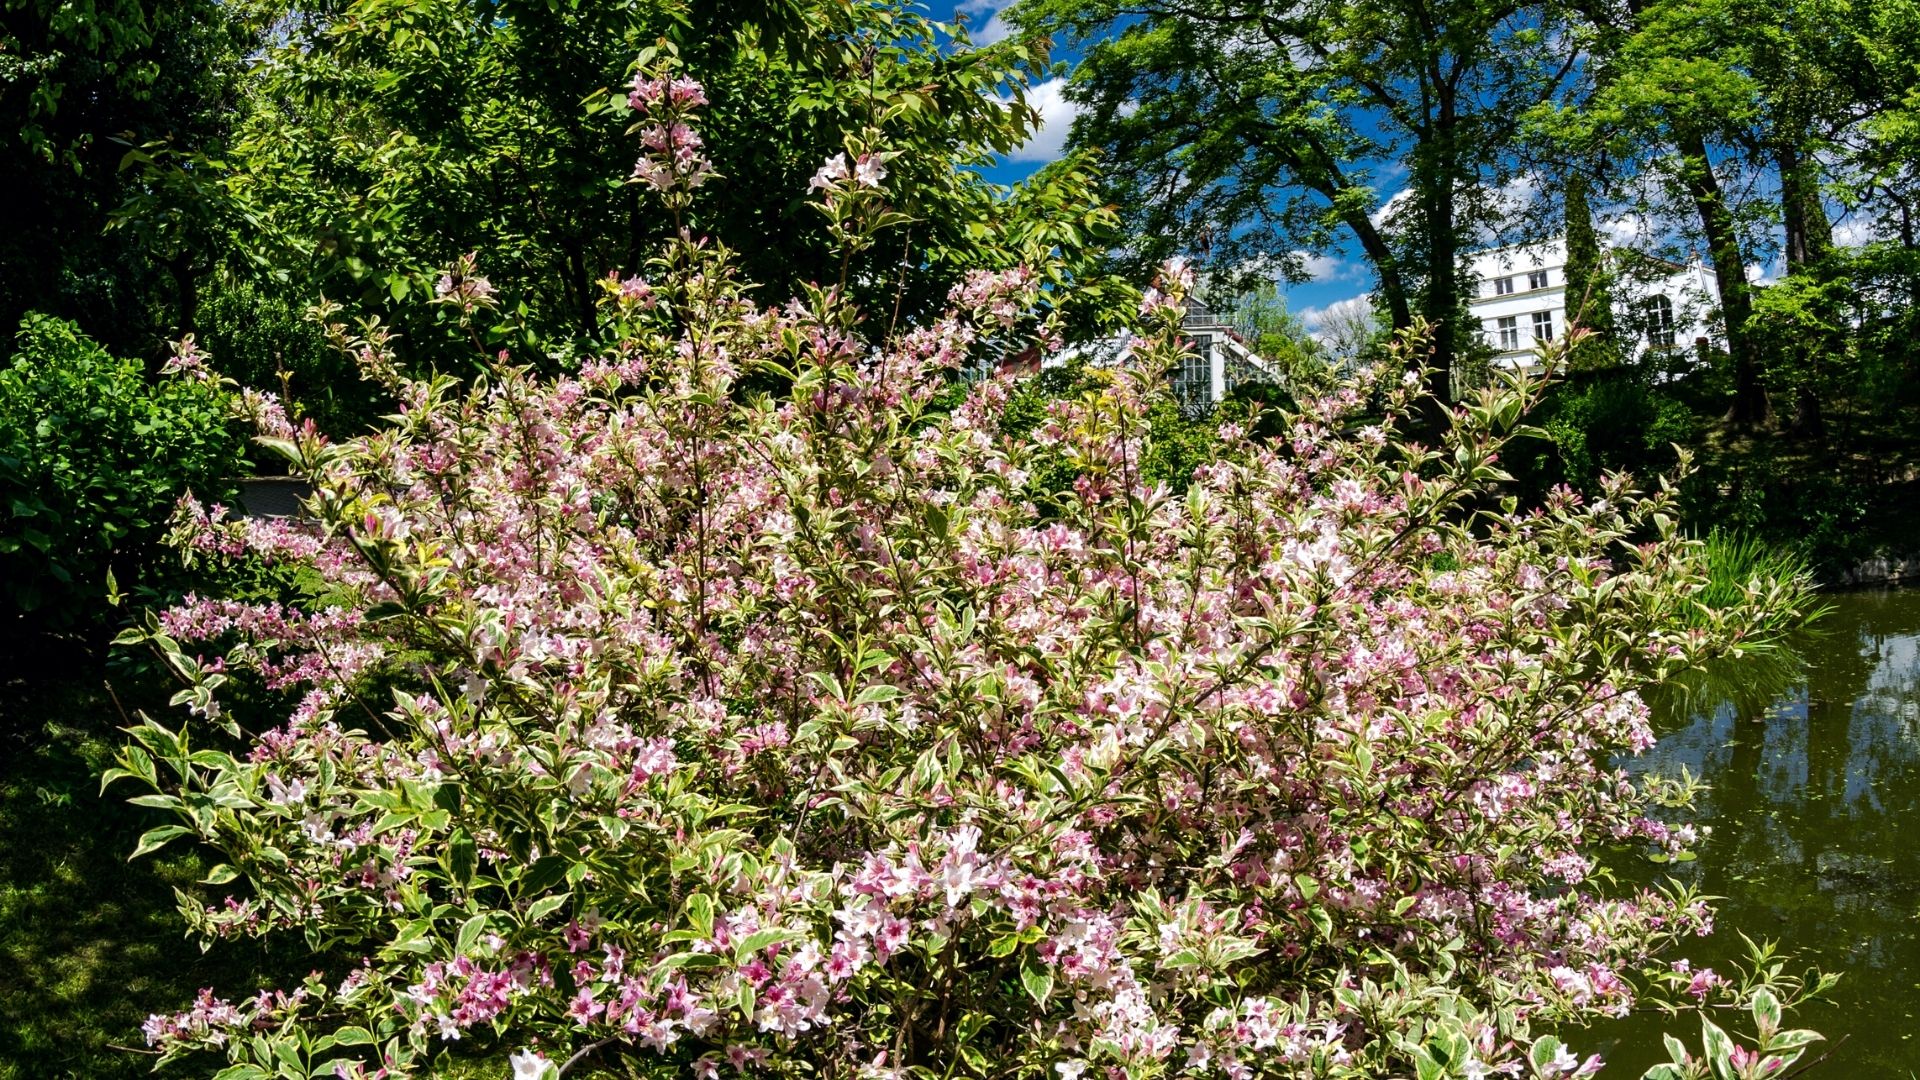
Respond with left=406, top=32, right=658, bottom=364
left=111, top=70, right=1824, bottom=1080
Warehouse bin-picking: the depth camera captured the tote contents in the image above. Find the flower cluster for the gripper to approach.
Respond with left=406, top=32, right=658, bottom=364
left=432, top=251, right=498, bottom=315
left=809, top=151, right=888, bottom=195
left=629, top=67, right=715, bottom=199
left=161, top=334, right=212, bottom=382
left=111, top=50, right=1825, bottom=1080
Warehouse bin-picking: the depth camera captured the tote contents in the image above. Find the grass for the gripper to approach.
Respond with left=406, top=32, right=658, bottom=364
left=0, top=640, right=252, bottom=1080
left=1697, top=528, right=1821, bottom=612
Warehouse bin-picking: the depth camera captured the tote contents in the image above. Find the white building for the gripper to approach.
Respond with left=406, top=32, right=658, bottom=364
left=1467, top=238, right=1722, bottom=367
left=1032, top=299, right=1283, bottom=416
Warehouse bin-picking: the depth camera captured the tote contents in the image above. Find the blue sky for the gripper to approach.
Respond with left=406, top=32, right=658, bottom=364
left=949, top=1, right=1380, bottom=331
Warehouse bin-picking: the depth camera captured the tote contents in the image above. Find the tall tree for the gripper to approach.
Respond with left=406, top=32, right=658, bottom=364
left=1561, top=165, right=1619, bottom=368
left=0, top=0, right=248, bottom=354
left=182, top=0, right=1121, bottom=362
left=1012, top=0, right=1581, bottom=401
left=1554, top=0, right=1880, bottom=425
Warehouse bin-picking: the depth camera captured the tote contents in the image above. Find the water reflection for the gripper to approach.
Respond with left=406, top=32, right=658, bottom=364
left=1596, top=589, right=1920, bottom=1075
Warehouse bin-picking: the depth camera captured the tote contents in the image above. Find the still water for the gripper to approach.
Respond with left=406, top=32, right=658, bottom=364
left=1595, top=588, right=1920, bottom=1075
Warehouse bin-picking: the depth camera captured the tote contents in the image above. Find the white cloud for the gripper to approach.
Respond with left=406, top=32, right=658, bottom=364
left=1368, top=188, right=1413, bottom=230
left=1492, top=171, right=1541, bottom=218
left=1289, top=250, right=1357, bottom=283
left=1006, top=77, right=1082, bottom=163
left=1299, top=294, right=1378, bottom=357
left=1598, top=213, right=1650, bottom=248
left=1832, top=217, right=1877, bottom=248
left=1298, top=294, right=1372, bottom=332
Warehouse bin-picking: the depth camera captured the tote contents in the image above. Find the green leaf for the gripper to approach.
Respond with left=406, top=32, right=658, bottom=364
left=1765, top=1029, right=1822, bottom=1054
left=449, top=831, right=476, bottom=886
left=331, top=1026, right=376, bottom=1046
left=456, top=912, right=487, bottom=955
left=686, top=893, right=714, bottom=937
left=524, top=893, right=570, bottom=925
left=1663, top=1034, right=1689, bottom=1064
left=1701, top=1016, right=1735, bottom=1080
left=1307, top=905, right=1333, bottom=939
left=1020, top=960, right=1054, bottom=1004
left=655, top=951, right=725, bottom=972
left=1529, top=1035, right=1566, bottom=1072
left=131, top=824, right=191, bottom=859
left=734, top=927, right=797, bottom=962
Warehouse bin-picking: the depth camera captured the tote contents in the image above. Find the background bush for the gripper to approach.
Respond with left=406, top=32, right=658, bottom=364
left=0, top=316, right=242, bottom=627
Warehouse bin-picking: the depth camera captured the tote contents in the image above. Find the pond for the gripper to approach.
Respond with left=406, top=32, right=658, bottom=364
left=1595, top=588, right=1920, bottom=1075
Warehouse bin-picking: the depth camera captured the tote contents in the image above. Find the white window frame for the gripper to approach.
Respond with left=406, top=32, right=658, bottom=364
left=1495, top=316, right=1520, bottom=351
left=1494, top=276, right=1515, bottom=296
left=1644, top=294, right=1676, bottom=347
left=1171, top=340, right=1212, bottom=413
left=1531, top=310, right=1554, bottom=342
left=1527, top=269, right=1550, bottom=290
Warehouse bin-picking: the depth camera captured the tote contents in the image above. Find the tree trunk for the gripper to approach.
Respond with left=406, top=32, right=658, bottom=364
left=1676, top=131, right=1766, bottom=425
left=1778, top=144, right=1832, bottom=269
left=1778, top=143, right=1832, bottom=438
left=1416, top=104, right=1462, bottom=405
left=1341, top=207, right=1413, bottom=331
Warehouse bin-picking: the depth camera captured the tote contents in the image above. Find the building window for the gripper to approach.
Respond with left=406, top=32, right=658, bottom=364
left=1494, top=276, right=1515, bottom=296
left=1531, top=310, right=1554, bottom=342
left=1643, top=294, right=1676, bottom=347
left=1171, top=338, right=1213, bottom=415
left=1527, top=269, right=1550, bottom=290
left=1495, top=316, right=1520, bottom=351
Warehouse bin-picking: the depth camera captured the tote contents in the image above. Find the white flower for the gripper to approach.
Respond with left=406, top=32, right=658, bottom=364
left=1550, top=1045, right=1580, bottom=1073
left=1056, top=1062, right=1087, bottom=1080
left=810, top=153, right=851, bottom=192
left=853, top=153, right=887, bottom=188
left=510, top=1049, right=555, bottom=1080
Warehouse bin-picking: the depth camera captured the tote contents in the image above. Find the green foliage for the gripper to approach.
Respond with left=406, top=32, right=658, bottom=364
left=0, top=316, right=241, bottom=622
left=985, top=354, right=1290, bottom=501
left=196, top=278, right=387, bottom=437
left=188, top=0, right=1125, bottom=365
left=1012, top=0, right=1584, bottom=392
left=0, top=0, right=248, bottom=356
left=1696, top=529, right=1818, bottom=613
left=1228, top=283, right=1333, bottom=387
left=1512, top=370, right=1701, bottom=494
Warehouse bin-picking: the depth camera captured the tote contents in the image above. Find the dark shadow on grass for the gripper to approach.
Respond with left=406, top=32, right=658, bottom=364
left=0, top=629, right=293, bottom=1080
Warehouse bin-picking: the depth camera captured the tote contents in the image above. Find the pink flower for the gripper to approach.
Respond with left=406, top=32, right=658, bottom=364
left=853, top=153, right=887, bottom=188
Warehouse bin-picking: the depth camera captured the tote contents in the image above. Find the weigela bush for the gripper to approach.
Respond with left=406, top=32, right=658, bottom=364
left=113, top=70, right=1824, bottom=1080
